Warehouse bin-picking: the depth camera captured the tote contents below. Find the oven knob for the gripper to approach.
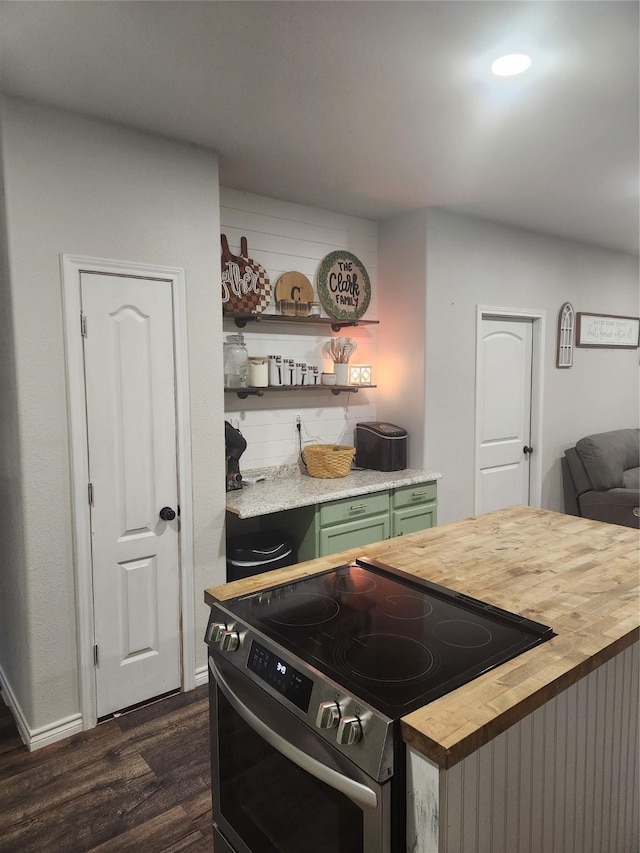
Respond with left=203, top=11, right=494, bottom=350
left=206, top=622, right=226, bottom=643
left=220, top=629, right=240, bottom=652
left=336, top=715, right=362, bottom=745
left=316, top=701, right=340, bottom=730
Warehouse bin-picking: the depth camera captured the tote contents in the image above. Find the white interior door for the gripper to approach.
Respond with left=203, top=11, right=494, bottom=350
left=476, top=317, right=533, bottom=514
left=81, top=272, right=181, bottom=717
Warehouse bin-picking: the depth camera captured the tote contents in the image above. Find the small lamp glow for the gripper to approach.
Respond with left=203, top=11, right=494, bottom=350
left=349, top=364, right=372, bottom=386
left=491, top=53, right=531, bottom=77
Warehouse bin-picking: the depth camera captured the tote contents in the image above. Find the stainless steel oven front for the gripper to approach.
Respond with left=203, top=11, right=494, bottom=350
left=207, top=607, right=400, bottom=853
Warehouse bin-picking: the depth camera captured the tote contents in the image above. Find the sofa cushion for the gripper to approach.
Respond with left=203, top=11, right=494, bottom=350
left=576, top=428, right=640, bottom=491
left=623, top=467, right=640, bottom=490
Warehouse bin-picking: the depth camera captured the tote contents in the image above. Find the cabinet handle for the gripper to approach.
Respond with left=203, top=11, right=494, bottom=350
left=349, top=504, right=367, bottom=513
left=411, top=492, right=427, bottom=500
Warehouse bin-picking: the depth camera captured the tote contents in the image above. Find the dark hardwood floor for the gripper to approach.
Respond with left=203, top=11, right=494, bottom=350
left=0, top=685, right=214, bottom=852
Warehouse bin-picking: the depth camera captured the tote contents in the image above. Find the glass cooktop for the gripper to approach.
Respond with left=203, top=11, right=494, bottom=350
left=228, top=558, right=555, bottom=719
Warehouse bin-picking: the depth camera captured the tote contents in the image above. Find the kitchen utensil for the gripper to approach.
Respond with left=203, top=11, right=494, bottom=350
left=325, top=336, right=358, bottom=363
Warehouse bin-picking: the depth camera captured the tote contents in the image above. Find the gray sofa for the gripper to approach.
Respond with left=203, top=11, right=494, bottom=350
left=562, top=428, right=640, bottom=528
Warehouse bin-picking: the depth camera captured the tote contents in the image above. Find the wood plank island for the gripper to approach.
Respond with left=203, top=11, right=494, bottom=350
left=206, top=507, right=639, bottom=853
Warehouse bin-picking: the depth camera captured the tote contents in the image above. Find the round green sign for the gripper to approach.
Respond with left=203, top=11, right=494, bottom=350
left=317, top=251, right=371, bottom=321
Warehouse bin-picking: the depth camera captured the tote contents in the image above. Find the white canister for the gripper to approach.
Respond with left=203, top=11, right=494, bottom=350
left=309, top=365, right=320, bottom=385
left=295, top=363, right=308, bottom=386
left=334, top=362, right=350, bottom=385
left=282, top=357, right=296, bottom=386
left=268, top=355, right=283, bottom=386
left=248, top=357, right=268, bottom=387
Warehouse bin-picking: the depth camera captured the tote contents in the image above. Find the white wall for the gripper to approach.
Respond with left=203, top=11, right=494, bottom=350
left=0, top=97, right=225, bottom=734
left=221, top=188, right=378, bottom=470
left=376, top=210, right=428, bottom=468
left=379, top=208, right=640, bottom=524
left=0, top=111, right=29, bottom=721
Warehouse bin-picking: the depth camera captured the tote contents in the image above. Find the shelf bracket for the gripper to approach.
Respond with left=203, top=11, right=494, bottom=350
left=234, top=388, right=264, bottom=399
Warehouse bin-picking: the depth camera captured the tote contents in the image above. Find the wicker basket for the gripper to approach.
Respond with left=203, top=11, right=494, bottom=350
left=303, top=444, right=355, bottom=478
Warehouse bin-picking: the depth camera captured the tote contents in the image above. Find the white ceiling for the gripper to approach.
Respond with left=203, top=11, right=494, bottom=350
left=1, top=1, right=638, bottom=255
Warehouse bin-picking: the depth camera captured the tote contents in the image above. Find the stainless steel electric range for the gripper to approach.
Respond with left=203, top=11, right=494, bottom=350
left=206, top=557, right=554, bottom=853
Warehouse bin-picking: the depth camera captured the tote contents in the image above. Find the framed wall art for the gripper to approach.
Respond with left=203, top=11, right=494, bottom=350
left=557, top=302, right=575, bottom=367
left=576, top=313, right=640, bottom=348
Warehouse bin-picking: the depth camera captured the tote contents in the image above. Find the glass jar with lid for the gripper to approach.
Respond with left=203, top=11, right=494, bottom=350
left=223, top=333, right=249, bottom=388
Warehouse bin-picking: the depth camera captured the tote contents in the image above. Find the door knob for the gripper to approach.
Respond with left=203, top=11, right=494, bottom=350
left=159, top=506, right=176, bottom=521
left=523, top=446, right=533, bottom=455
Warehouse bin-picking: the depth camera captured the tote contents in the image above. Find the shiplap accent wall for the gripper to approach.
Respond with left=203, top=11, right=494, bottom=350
left=221, top=188, right=378, bottom=470
left=408, top=642, right=639, bottom=853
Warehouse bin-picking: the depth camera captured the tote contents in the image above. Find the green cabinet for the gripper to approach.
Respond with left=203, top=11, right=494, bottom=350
left=318, top=492, right=391, bottom=557
left=270, top=480, right=437, bottom=561
left=391, top=482, right=437, bottom=537
left=319, top=514, right=391, bottom=556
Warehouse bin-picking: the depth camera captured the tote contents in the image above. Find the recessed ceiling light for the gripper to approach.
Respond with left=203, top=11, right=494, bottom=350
left=491, top=54, right=532, bottom=77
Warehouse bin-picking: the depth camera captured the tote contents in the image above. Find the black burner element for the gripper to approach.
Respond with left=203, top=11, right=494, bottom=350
left=267, top=593, right=339, bottom=627
left=335, top=634, right=437, bottom=683
left=378, top=594, right=433, bottom=620
left=433, top=620, right=493, bottom=648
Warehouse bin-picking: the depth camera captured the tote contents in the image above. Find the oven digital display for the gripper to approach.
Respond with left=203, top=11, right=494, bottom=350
left=247, top=640, right=313, bottom=712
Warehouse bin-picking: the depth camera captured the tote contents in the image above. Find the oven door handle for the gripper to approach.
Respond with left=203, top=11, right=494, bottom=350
left=209, top=656, right=378, bottom=810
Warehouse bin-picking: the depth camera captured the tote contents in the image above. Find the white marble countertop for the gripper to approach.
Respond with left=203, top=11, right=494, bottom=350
left=226, top=465, right=442, bottom=519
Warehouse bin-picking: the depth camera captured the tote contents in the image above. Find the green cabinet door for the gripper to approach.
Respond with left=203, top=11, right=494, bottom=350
left=391, top=504, right=437, bottom=537
left=319, top=514, right=390, bottom=557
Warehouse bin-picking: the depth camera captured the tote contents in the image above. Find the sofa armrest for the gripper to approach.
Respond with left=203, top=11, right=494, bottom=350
left=578, top=488, right=640, bottom=528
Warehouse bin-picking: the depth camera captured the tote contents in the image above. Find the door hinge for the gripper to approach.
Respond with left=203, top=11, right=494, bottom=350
left=93, top=644, right=99, bottom=666
left=88, top=482, right=94, bottom=505
left=80, top=312, right=87, bottom=337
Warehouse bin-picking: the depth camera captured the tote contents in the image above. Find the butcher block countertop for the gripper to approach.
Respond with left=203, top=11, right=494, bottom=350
left=205, top=506, right=639, bottom=769
left=225, top=465, right=441, bottom=519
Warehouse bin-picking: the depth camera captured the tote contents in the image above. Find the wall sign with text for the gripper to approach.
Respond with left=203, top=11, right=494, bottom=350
left=317, top=251, right=371, bottom=321
left=221, top=234, right=271, bottom=314
left=576, top=313, right=640, bottom=348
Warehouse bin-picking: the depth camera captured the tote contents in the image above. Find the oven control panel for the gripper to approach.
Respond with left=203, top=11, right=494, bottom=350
left=247, top=640, right=314, bottom=713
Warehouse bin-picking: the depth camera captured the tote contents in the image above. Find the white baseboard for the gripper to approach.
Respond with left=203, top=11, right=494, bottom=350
left=0, top=664, right=83, bottom=752
left=194, top=664, right=209, bottom=688
left=29, top=714, right=84, bottom=751
left=0, top=663, right=206, bottom=752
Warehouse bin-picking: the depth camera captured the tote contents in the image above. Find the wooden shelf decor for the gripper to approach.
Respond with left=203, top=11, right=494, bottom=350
left=224, top=384, right=376, bottom=399
left=223, top=312, right=379, bottom=332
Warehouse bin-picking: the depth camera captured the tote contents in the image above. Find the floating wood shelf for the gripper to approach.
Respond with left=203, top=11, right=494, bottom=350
left=223, top=313, right=379, bottom=332
left=224, top=385, right=377, bottom=399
